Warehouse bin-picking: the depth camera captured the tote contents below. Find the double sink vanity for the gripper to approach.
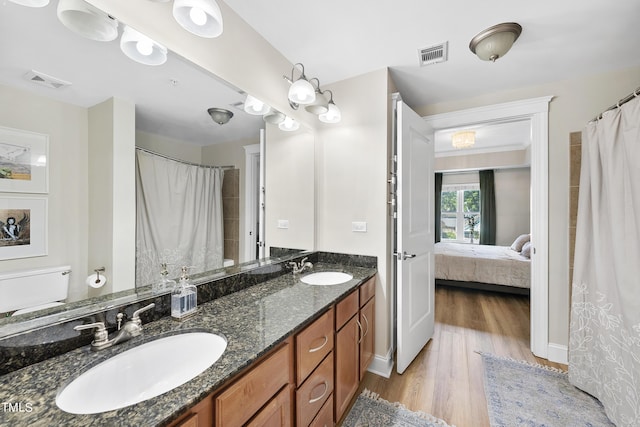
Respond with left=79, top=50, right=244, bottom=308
left=0, top=252, right=377, bottom=426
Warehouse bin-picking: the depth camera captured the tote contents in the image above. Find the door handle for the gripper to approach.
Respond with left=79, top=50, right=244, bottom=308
left=393, top=251, right=416, bottom=261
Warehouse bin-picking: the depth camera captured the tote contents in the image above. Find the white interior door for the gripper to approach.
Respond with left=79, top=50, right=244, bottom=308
left=258, top=129, right=266, bottom=259
left=396, top=101, right=435, bottom=374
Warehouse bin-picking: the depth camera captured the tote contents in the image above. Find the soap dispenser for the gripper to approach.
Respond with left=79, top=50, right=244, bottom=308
left=153, top=263, right=176, bottom=294
left=171, top=266, right=198, bottom=320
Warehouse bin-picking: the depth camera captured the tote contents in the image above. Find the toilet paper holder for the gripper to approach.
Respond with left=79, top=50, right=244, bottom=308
left=94, top=267, right=105, bottom=284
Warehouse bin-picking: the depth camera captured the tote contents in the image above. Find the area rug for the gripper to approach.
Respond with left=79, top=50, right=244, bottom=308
left=479, top=352, right=614, bottom=427
left=342, top=389, right=455, bottom=427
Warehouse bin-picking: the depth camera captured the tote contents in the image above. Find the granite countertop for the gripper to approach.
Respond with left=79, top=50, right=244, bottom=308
left=0, top=262, right=376, bottom=427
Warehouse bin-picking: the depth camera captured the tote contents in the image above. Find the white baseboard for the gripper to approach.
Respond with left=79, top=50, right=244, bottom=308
left=547, top=343, right=568, bottom=365
left=367, top=350, right=394, bottom=378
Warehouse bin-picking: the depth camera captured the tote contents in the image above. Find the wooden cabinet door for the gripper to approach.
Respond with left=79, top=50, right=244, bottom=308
left=247, top=385, right=292, bottom=427
left=168, top=395, right=213, bottom=427
left=359, top=298, right=375, bottom=380
left=334, top=315, right=359, bottom=422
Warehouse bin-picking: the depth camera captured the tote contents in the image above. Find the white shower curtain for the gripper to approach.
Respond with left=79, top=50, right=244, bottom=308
left=569, top=95, right=640, bottom=426
left=135, top=149, right=224, bottom=287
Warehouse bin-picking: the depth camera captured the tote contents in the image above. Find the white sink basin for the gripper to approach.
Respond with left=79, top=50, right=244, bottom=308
left=56, top=332, right=226, bottom=414
left=300, top=272, right=353, bottom=286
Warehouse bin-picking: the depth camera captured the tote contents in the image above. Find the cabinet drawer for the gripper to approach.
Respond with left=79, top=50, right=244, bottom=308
left=335, top=290, right=358, bottom=330
left=247, top=385, right=292, bottom=427
left=215, top=342, right=292, bottom=426
left=310, top=392, right=334, bottom=427
left=296, top=353, right=334, bottom=427
left=296, top=308, right=334, bottom=386
left=359, top=277, right=375, bottom=306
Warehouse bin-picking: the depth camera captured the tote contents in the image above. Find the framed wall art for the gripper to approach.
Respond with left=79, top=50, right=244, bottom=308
left=0, top=197, right=47, bottom=260
left=0, top=126, right=49, bottom=193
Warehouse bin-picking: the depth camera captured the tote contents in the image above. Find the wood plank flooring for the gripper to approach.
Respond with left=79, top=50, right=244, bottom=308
left=359, top=285, right=567, bottom=427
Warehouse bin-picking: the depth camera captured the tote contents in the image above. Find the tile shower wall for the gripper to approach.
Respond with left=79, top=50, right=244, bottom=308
left=569, top=131, right=582, bottom=290
left=223, top=169, right=240, bottom=264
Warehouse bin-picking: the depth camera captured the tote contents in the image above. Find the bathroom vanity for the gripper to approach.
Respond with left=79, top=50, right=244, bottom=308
left=0, top=252, right=376, bottom=426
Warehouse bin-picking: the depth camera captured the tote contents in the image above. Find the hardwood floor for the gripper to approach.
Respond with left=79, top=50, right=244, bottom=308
left=359, top=285, right=568, bottom=427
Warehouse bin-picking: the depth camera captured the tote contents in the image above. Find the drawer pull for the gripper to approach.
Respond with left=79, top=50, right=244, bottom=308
left=357, top=319, right=364, bottom=344
left=308, top=381, right=328, bottom=404
left=308, top=335, right=328, bottom=353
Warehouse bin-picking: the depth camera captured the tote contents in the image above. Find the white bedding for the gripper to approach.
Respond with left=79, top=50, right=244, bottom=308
left=435, top=242, right=531, bottom=289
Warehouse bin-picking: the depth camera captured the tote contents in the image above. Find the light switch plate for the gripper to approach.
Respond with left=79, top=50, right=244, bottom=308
left=277, top=220, right=289, bottom=229
left=352, top=221, right=367, bottom=232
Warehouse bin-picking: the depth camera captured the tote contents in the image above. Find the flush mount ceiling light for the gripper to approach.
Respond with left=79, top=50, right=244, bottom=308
left=57, top=0, right=119, bottom=42
left=469, top=22, right=522, bottom=62
left=451, top=130, right=476, bottom=149
left=318, top=90, right=341, bottom=124
left=173, top=0, right=224, bottom=38
left=244, top=94, right=271, bottom=116
left=283, top=63, right=316, bottom=107
left=8, top=0, right=49, bottom=7
left=278, top=116, right=300, bottom=132
left=207, top=108, right=233, bottom=125
left=120, top=26, right=168, bottom=66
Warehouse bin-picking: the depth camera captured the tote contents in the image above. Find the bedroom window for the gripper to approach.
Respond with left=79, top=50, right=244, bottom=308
left=440, top=185, right=480, bottom=243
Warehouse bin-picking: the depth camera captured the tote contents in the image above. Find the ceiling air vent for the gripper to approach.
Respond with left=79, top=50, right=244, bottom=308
left=23, top=70, right=72, bottom=89
left=418, top=42, right=448, bottom=66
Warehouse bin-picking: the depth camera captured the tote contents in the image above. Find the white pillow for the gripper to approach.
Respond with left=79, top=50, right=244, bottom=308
left=510, top=233, right=530, bottom=252
left=521, top=241, right=532, bottom=258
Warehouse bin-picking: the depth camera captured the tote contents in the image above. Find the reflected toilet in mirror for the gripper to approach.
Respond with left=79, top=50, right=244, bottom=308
left=0, top=266, right=70, bottom=316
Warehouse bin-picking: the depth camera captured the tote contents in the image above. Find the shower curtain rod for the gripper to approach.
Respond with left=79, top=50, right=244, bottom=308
left=590, top=86, right=640, bottom=122
left=135, top=147, right=235, bottom=170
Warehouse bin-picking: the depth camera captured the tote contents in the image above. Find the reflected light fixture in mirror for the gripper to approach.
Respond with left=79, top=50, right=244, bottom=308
left=451, top=130, right=476, bottom=149
left=120, top=25, right=168, bottom=66
left=284, top=63, right=316, bottom=106
left=279, top=116, right=300, bottom=132
left=207, top=107, right=233, bottom=125
left=173, top=0, right=224, bottom=38
left=244, top=94, right=271, bottom=116
left=8, top=0, right=49, bottom=6
left=57, top=0, right=119, bottom=42
left=318, top=90, right=341, bottom=124
left=263, top=110, right=285, bottom=125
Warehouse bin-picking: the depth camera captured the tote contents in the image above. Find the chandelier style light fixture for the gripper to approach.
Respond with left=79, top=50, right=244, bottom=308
left=451, top=130, right=476, bottom=149
left=469, top=22, right=522, bottom=62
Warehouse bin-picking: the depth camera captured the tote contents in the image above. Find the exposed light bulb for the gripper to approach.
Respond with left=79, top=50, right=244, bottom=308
left=189, top=6, right=207, bottom=26
left=136, top=40, right=153, bottom=56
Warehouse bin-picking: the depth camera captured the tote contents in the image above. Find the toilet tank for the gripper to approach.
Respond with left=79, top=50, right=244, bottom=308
left=0, top=266, right=71, bottom=313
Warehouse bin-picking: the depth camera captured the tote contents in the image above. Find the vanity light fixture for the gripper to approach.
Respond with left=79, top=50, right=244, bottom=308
left=120, top=26, right=168, bottom=66
left=284, top=63, right=316, bottom=107
left=318, top=90, right=341, bottom=124
left=243, top=94, right=271, bottom=116
left=469, top=22, right=522, bottom=62
left=263, top=110, right=285, bottom=125
left=451, top=130, right=476, bottom=149
left=278, top=116, right=300, bottom=132
left=173, top=0, right=224, bottom=38
left=57, top=0, right=119, bottom=42
left=8, top=0, right=50, bottom=7
left=207, top=108, right=233, bottom=125
left=304, top=78, right=329, bottom=115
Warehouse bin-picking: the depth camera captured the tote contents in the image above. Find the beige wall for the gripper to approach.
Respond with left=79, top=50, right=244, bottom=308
left=0, top=84, right=89, bottom=302
left=316, top=69, right=391, bottom=357
left=416, top=64, right=640, bottom=348
left=136, top=131, right=202, bottom=164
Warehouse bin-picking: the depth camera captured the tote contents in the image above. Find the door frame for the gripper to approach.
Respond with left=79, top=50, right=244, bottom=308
left=423, top=96, right=553, bottom=360
left=244, top=143, right=261, bottom=262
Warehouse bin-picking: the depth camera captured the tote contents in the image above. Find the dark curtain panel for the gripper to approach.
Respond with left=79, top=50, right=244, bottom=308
left=479, top=169, right=496, bottom=245
left=435, top=172, right=443, bottom=243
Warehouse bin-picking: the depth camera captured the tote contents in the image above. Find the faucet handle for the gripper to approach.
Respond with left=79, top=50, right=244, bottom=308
left=74, top=322, right=108, bottom=347
left=132, top=303, right=155, bottom=323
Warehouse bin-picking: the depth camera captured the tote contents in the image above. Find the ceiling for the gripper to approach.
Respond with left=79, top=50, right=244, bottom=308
left=2, top=1, right=639, bottom=151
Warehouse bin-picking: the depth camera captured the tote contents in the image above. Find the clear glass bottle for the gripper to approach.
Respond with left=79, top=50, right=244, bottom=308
left=153, top=263, right=176, bottom=294
left=171, top=266, right=197, bottom=320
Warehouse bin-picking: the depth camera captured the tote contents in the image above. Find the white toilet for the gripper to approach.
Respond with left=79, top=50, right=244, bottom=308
left=0, top=266, right=71, bottom=316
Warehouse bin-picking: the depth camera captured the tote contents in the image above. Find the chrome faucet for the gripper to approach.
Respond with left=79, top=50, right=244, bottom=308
left=74, top=303, right=155, bottom=351
left=289, top=257, right=313, bottom=275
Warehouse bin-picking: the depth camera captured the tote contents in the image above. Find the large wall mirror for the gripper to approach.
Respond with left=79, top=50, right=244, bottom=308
left=0, top=0, right=315, bottom=338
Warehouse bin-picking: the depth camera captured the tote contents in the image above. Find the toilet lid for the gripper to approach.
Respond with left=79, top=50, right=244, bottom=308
left=12, top=301, right=65, bottom=316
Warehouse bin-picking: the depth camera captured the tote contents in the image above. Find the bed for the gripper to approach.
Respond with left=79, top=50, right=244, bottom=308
left=434, top=241, right=531, bottom=294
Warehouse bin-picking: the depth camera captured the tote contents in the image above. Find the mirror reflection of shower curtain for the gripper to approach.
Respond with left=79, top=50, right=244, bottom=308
left=569, top=95, right=640, bottom=426
left=135, top=150, right=224, bottom=287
